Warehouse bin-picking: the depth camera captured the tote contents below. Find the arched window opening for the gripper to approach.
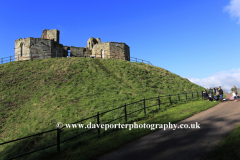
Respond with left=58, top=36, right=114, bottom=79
left=101, top=49, right=104, bottom=59
left=20, top=43, right=24, bottom=56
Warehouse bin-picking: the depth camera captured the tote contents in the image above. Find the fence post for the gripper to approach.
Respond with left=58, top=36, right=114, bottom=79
left=1, top=58, right=2, bottom=64
left=192, top=92, right=193, bottom=99
left=186, top=93, right=187, bottom=100
left=97, top=112, right=100, bottom=134
left=169, top=94, right=172, bottom=105
left=136, top=58, right=137, bottom=62
left=143, top=98, right=146, bottom=116
left=178, top=93, right=180, bottom=101
left=142, top=60, right=143, bottom=63
left=124, top=103, right=127, bottom=122
left=197, top=92, right=199, bottom=99
left=57, top=127, right=61, bottom=152
left=10, top=56, right=11, bottom=62
left=31, top=53, right=32, bottom=60
left=18, top=54, right=19, bottom=61
left=158, top=95, right=160, bottom=110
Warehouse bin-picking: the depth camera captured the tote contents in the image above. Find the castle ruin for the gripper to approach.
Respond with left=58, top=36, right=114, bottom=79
left=15, top=29, right=130, bottom=61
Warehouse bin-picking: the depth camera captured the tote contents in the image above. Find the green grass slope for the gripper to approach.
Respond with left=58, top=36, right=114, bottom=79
left=0, top=57, right=205, bottom=159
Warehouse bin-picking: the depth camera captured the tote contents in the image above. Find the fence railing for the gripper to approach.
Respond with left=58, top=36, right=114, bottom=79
left=0, top=53, right=153, bottom=66
left=1, top=91, right=204, bottom=160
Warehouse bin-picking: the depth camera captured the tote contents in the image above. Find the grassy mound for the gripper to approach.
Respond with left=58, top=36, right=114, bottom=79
left=0, top=57, right=206, bottom=159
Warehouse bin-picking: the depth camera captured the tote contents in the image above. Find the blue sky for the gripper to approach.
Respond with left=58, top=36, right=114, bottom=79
left=0, top=0, right=240, bottom=90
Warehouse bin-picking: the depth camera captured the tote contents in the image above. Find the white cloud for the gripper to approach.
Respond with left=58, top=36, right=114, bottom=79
left=224, top=0, right=240, bottom=24
left=187, top=68, right=240, bottom=92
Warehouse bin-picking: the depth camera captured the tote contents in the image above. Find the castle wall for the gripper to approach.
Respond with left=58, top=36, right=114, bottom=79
left=41, top=29, right=60, bottom=43
left=67, top=47, right=93, bottom=58
left=15, top=38, right=31, bottom=61
left=69, top=46, right=85, bottom=57
left=15, top=37, right=67, bottom=61
left=63, top=46, right=69, bottom=57
left=29, top=38, right=52, bottom=59
left=124, top=43, right=130, bottom=61
left=84, top=48, right=92, bottom=57
left=51, top=42, right=66, bottom=58
left=92, top=43, right=110, bottom=58
left=109, top=42, right=130, bottom=60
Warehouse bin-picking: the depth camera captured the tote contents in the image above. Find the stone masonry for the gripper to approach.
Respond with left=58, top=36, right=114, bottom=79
left=15, top=29, right=130, bottom=61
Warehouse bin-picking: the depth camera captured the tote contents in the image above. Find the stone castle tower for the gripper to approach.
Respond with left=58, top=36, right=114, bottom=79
left=15, top=29, right=130, bottom=61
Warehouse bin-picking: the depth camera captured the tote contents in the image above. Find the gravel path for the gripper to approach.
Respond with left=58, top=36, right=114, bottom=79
left=98, top=94, right=240, bottom=160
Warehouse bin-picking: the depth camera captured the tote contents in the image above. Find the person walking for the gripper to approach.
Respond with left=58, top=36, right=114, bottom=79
left=231, top=85, right=238, bottom=100
left=218, top=87, right=223, bottom=102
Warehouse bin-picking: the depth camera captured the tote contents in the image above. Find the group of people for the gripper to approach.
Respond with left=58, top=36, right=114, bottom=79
left=203, top=86, right=224, bottom=102
left=202, top=85, right=238, bottom=102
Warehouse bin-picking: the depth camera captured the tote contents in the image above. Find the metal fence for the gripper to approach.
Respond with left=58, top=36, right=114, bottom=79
left=0, top=53, right=153, bottom=66
left=0, top=91, right=204, bottom=160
